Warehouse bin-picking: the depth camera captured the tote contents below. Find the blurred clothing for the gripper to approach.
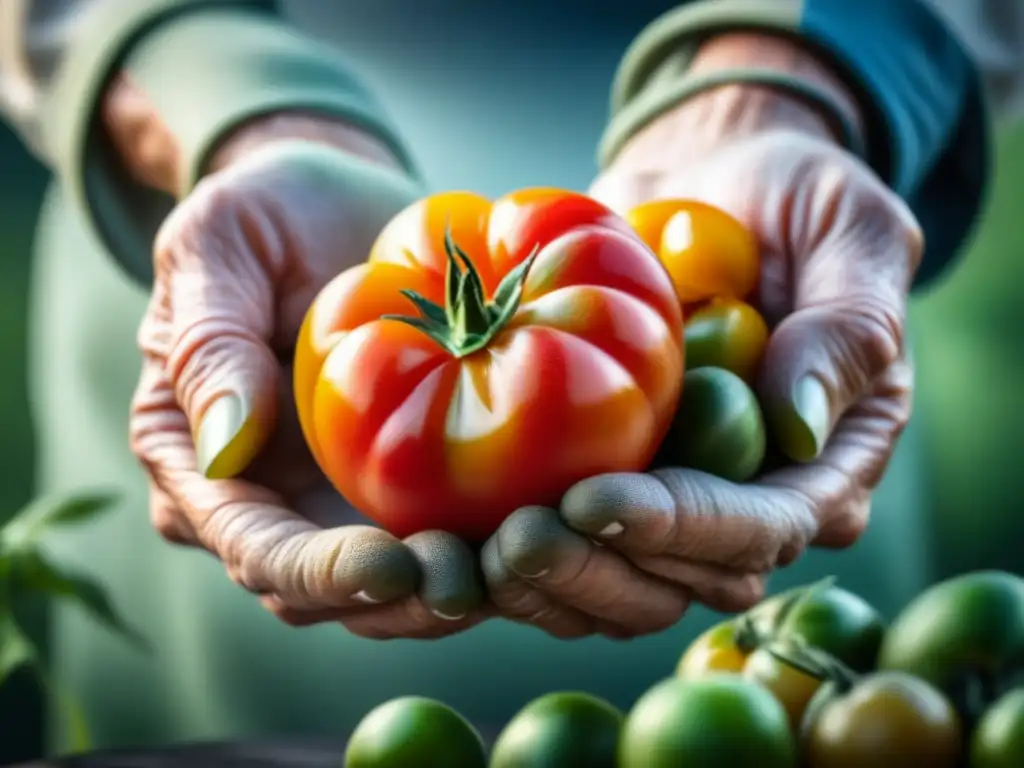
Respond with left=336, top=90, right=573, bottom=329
left=1, top=0, right=1022, bottom=754
left=3, top=0, right=1024, bottom=151
left=0, top=0, right=1017, bottom=284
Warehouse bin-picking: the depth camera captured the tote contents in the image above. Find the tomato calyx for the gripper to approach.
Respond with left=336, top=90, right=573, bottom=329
left=733, top=575, right=838, bottom=653
left=383, top=227, right=540, bottom=358
left=767, top=638, right=860, bottom=692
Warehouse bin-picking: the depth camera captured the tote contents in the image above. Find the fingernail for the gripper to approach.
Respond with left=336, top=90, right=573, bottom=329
left=511, top=566, right=550, bottom=579
left=597, top=522, right=624, bottom=538
left=195, top=393, right=260, bottom=480
left=432, top=609, right=467, bottom=621
left=789, top=375, right=831, bottom=462
left=351, top=590, right=382, bottom=605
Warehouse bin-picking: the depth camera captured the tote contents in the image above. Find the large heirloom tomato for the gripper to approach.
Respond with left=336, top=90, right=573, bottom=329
left=295, top=189, right=684, bottom=541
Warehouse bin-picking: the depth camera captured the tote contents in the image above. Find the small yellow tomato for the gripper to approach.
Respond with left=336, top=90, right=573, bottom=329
left=627, top=199, right=759, bottom=305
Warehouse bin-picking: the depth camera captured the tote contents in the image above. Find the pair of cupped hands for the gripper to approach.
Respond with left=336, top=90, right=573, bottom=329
left=128, top=83, right=922, bottom=642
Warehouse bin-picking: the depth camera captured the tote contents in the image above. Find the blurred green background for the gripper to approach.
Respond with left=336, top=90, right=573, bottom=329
left=0, top=123, right=47, bottom=763
left=1, top=118, right=1022, bottom=762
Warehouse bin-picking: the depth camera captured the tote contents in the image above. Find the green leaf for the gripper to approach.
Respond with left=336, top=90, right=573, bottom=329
left=380, top=314, right=457, bottom=355
left=492, top=245, right=539, bottom=311
left=2, top=489, right=121, bottom=551
left=444, top=226, right=463, bottom=321
left=26, top=658, right=94, bottom=752
left=54, top=684, right=93, bottom=753
left=0, top=613, right=38, bottom=686
left=398, top=289, right=448, bottom=326
left=11, top=551, right=149, bottom=652
left=0, top=603, right=93, bottom=751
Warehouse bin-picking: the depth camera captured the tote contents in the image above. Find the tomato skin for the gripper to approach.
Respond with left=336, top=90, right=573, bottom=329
left=750, top=583, right=886, bottom=674
left=653, top=367, right=766, bottom=482
left=878, top=571, right=1024, bottom=720
left=677, top=583, right=884, bottom=728
left=619, top=675, right=797, bottom=768
left=971, top=688, right=1024, bottom=768
left=626, top=199, right=759, bottom=306
left=295, top=189, right=684, bottom=541
left=344, top=696, right=487, bottom=768
left=684, top=299, right=769, bottom=382
left=801, top=672, right=962, bottom=768
left=678, top=625, right=820, bottom=730
left=489, top=692, right=623, bottom=768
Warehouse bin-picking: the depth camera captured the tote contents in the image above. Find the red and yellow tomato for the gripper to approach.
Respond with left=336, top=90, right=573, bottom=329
left=295, top=189, right=684, bottom=541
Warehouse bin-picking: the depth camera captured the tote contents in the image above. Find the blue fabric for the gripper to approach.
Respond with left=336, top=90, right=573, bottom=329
left=800, top=0, right=990, bottom=289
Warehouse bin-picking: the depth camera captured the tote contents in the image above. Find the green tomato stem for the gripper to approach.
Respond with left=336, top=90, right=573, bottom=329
left=382, top=226, right=539, bottom=358
left=731, top=575, right=839, bottom=653
left=765, top=637, right=860, bottom=692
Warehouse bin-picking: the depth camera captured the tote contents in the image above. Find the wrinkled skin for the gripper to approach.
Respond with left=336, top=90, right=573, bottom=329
left=134, top=86, right=920, bottom=643
left=481, top=103, right=923, bottom=637
left=130, top=140, right=491, bottom=638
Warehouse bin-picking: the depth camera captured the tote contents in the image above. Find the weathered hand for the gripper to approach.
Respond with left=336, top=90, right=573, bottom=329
left=483, top=83, right=921, bottom=638
left=130, top=132, right=487, bottom=638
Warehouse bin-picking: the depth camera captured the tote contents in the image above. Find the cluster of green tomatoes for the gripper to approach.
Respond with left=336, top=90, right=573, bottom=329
left=344, top=570, right=1024, bottom=768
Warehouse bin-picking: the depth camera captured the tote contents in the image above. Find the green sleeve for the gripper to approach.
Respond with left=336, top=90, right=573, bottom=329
left=40, top=0, right=419, bottom=285
left=602, top=0, right=990, bottom=290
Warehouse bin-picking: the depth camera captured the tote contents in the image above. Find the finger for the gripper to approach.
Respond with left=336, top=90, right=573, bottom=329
left=338, top=600, right=486, bottom=641
left=238, top=363, right=321, bottom=499
left=759, top=195, right=922, bottom=463
left=626, top=554, right=767, bottom=613
left=148, top=481, right=198, bottom=546
left=259, top=593, right=486, bottom=639
left=481, top=535, right=596, bottom=639
left=261, top=532, right=487, bottom=633
left=150, top=194, right=281, bottom=480
left=494, top=506, right=689, bottom=635
left=762, top=359, right=913, bottom=549
left=259, top=596, right=344, bottom=626
left=403, top=530, right=485, bottom=621
left=560, top=472, right=817, bottom=573
left=132, top=354, right=419, bottom=610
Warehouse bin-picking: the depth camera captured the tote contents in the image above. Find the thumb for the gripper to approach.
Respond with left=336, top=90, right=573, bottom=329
left=154, top=191, right=281, bottom=480
left=758, top=206, right=922, bottom=463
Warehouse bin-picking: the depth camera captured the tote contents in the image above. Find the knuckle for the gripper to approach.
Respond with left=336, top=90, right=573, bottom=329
left=766, top=488, right=818, bottom=567
left=490, top=580, right=546, bottom=620
left=199, top=497, right=288, bottom=587
left=150, top=504, right=190, bottom=545
left=154, top=177, right=232, bottom=264
left=730, top=576, right=768, bottom=611
left=821, top=499, right=871, bottom=549
left=843, top=295, right=904, bottom=377
left=226, top=563, right=266, bottom=595
left=262, top=599, right=317, bottom=627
